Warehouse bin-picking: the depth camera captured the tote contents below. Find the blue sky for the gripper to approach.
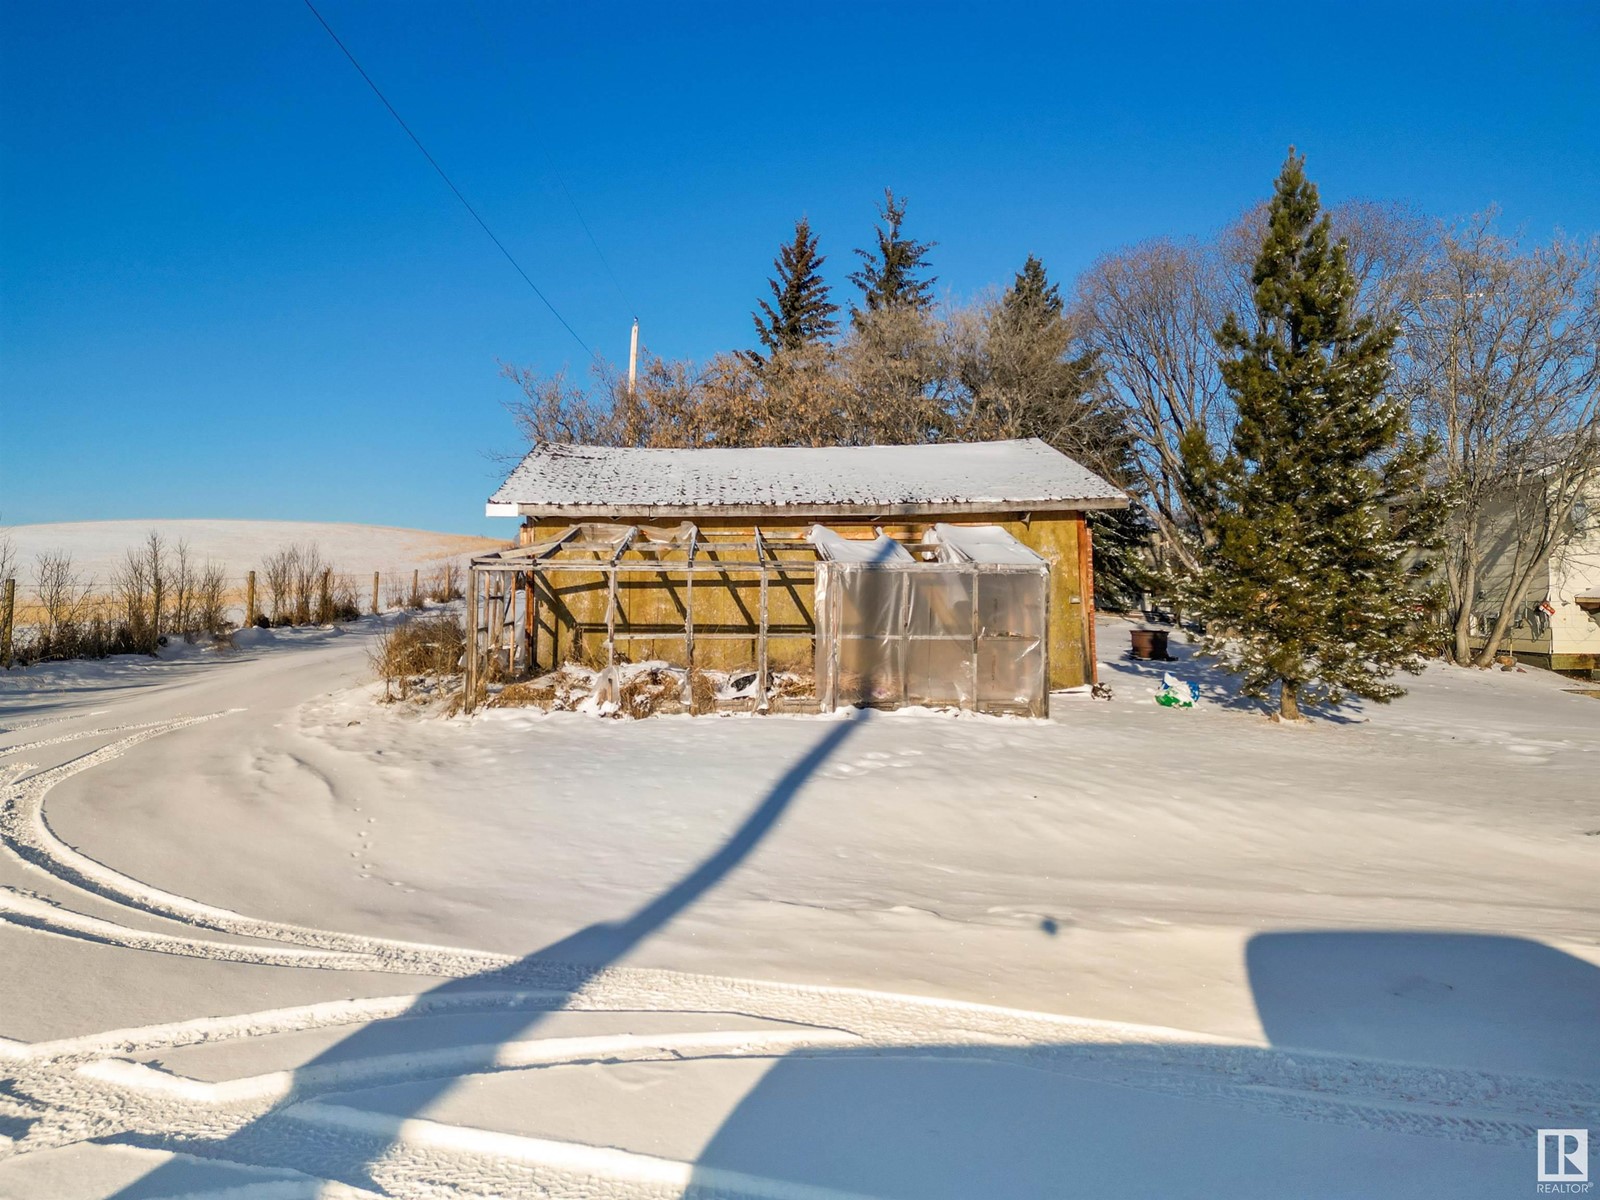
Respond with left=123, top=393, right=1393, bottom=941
left=3, top=1, right=1597, bottom=535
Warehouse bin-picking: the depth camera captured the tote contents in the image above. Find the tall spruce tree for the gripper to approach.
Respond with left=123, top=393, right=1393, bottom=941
left=997, top=255, right=1147, bottom=611
left=749, top=217, right=838, bottom=365
left=1003, top=254, right=1063, bottom=321
left=1180, top=152, right=1439, bottom=721
left=848, top=188, right=936, bottom=321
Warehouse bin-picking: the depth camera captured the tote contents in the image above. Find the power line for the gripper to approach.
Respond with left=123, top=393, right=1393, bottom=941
left=457, top=0, right=640, bottom=326
left=557, top=177, right=638, bottom=324
left=300, top=0, right=598, bottom=361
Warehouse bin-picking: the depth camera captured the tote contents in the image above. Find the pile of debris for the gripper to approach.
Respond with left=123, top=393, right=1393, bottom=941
left=485, top=660, right=814, bottom=718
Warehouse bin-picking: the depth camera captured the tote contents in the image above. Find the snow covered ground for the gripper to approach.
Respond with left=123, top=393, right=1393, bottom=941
left=0, top=615, right=1595, bottom=1197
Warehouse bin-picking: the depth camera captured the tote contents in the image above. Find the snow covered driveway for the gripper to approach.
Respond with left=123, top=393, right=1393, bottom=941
left=0, top=620, right=1595, bottom=1197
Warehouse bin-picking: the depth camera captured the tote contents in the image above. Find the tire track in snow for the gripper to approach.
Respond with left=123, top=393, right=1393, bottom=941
left=0, top=710, right=111, bottom=737
left=5, top=972, right=1594, bottom=1157
left=0, top=716, right=194, bottom=760
left=0, top=714, right=515, bottom=976
left=2, top=716, right=1596, bottom=1197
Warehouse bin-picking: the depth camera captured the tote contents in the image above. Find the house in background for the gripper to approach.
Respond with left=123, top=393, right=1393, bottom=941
left=469, top=439, right=1127, bottom=713
left=1471, top=477, right=1600, bottom=678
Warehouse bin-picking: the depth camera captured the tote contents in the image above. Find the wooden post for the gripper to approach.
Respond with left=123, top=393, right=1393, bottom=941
left=1080, top=517, right=1098, bottom=686
left=523, top=572, right=535, bottom=674
left=486, top=575, right=504, bottom=676
left=685, top=550, right=696, bottom=712
left=320, top=567, right=332, bottom=622
left=464, top=569, right=479, bottom=712
left=605, top=563, right=619, bottom=703
left=1, top=578, right=13, bottom=667
left=245, top=571, right=257, bottom=629
left=412, top=568, right=420, bottom=608
left=755, top=529, right=770, bottom=712
left=372, top=571, right=380, bottom=616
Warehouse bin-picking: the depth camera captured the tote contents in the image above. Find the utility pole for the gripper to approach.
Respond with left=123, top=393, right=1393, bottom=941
left=627, top=319, right=639, bottom=397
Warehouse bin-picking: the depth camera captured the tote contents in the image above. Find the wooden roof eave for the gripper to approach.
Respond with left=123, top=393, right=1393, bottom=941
left=497, top=496, right=1128, bottom=520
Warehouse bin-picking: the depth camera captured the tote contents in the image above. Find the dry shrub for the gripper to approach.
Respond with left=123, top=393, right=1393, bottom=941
left=428, top=562, right=463, bottom=602
left=260, top=547, right=296, bottom=625
left=488, top=664, right=588, bottom=711
left=291, top=544, right=328, bottom=624
left=618, top=666, right=688, bottom=717
left=486, top=678, right=557, bottom=709
left=327, top=573, right=361, bottom=623
left=193, top=561, right=230, bottom=639
left=111, top=534, right=163, bottom=652
left=30, top=550, right=97, bottom=660
left=688, top=668, right=717, bottom=715
left=384, top=572, right=410, bottom=612
left=371, top=614, right=465, bottom=701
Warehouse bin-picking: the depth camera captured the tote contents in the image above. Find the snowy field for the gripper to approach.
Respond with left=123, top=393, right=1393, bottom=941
left=4, top=520, right=506, bottom=587
left=0, top=613, right=1596, bottom=1198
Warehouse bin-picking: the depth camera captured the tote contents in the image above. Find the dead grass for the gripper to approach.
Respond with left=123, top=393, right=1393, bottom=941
left=689, top=668, right=717, bottom=715
left=486, top=664, right=589, bottom=711
left=770, top=670, right=814, bottom=699
left=487, top=678, right=558, bottom=709
left=618, top=666, right=689, bottom=717
left=371, top=614, right=465, bottom=702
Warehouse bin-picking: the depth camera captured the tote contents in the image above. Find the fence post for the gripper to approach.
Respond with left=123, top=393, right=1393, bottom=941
left=245, top=571, right=257, bottom=628
left=1, top=578, right=13, bottom=668
left=320, top=567, right=332, bottom=622
left=412, top=568, right=420, bottom=608
left=372, top=571, right=380, bottom=615
left=464, top=569, right=479, bottom=713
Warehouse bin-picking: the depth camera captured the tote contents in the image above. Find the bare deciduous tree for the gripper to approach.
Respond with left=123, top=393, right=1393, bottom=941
left=1074, top=238, right=1236, bottom=574
left=167, top=538, right=195, bottom=639
left=0, top=523, right=16, bottom=588
left=1402, top=211, right=1600, bottom=664
left=111, top=531, right=169, bottom=652
left=260, top=546, right=297, bottom=625
left=33, top=550, right=94, bottom=657
left=291, top=544, right=327, bottom=625
left=195, top=561, right=230, bottom=637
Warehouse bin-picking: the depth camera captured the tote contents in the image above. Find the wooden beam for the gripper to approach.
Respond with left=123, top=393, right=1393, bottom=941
left=1079, top=516, right=1097, bottom=686
left=685, top=526, right=697, bottom=706
left=755, top=527, right=770, bottom=711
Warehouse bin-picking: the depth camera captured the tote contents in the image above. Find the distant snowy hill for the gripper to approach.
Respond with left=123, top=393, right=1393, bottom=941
left=3, top=520, right=507, bottom=584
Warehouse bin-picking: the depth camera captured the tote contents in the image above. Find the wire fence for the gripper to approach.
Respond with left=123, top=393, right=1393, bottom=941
left=0, top=564, right=466, bottom=668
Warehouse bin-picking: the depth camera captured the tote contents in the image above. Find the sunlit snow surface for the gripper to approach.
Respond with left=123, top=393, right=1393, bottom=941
left=0, top=614, right=1595, bottom=1198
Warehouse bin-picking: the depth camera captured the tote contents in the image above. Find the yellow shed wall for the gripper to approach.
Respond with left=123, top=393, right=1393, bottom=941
left=515, top=511, right=1096, bottom=689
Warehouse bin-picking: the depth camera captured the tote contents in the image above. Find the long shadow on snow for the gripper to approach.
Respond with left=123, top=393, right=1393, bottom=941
left=680, top=931, right=1600, bottom=1198
left=104, top=712, right=868, bottom=1196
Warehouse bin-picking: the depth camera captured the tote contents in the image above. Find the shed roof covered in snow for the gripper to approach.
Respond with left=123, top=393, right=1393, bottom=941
left=487, top=438, right=1127, bottom=518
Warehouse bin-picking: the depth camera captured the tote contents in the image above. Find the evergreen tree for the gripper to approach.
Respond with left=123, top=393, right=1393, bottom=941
left=1002, top=253, right=1063, bottom=321
left=749, top=217, right=838, bottom=365
left=965, top=253, right=1110, bottom=462
left=1180, top=152, right=1439, bottom=721
left=848, top=188, right=936, bottom=321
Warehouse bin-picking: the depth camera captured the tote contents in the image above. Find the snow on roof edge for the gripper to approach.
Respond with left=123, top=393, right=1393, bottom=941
left=487, top=438, right=1128, bottom=515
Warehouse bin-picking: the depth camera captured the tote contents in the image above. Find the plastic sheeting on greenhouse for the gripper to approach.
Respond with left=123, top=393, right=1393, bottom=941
left=810, top=524, right=1049, bottom=717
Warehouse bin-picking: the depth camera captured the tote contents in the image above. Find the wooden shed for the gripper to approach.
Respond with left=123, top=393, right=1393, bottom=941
left=468, top=439, right=1127, bottom=713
